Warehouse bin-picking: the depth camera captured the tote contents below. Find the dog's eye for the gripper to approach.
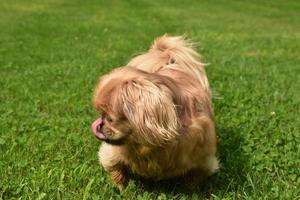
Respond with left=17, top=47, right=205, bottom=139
left=106, top=116, right=113, bottom=123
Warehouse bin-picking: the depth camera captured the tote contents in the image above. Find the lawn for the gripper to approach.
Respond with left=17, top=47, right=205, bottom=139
left=0, top=0, right=299, bottom=199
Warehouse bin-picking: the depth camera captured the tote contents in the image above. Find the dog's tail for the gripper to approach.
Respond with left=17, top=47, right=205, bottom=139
left=150, top=35, right=209, bottom=92
left=127, top=35, right=210, bottom=93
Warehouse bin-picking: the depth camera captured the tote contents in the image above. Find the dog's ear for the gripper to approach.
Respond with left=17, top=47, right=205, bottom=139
left=119, top=77, right=179, bottom=146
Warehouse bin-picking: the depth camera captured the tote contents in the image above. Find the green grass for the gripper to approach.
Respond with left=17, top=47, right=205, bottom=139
left=1, top=0, right=299, bottom=199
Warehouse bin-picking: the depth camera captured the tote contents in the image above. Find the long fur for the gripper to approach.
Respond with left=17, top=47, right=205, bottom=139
left=92, top=35, right=218, bottom=190
left=128, top=35, right=210, bottom=95
left=119, top=76, right=179, bottom=146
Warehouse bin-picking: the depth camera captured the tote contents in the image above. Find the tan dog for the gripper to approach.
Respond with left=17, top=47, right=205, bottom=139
left=91, top=35, right=218, bottom=190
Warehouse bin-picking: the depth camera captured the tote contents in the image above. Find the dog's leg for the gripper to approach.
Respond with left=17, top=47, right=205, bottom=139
left=186, top=115, right=219, bottom=186
left=98, top=143, right=129, bottom=190
left=188, top=155, right=219, bottom=183
left=109, top=165, right=129, bottom=191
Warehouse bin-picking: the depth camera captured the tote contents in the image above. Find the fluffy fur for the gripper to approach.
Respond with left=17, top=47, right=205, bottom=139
left=92, top=35, right=218, bottom=190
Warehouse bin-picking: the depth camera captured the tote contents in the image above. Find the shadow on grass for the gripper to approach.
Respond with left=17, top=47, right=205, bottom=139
left=127, top=126, right=249, bottom=198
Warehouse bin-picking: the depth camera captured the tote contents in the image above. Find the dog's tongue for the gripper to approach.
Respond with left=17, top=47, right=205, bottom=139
left=91, top=118, right=106, bottom=140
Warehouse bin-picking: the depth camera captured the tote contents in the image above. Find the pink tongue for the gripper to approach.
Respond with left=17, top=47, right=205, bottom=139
left=91, top=118, right=105, bottom=140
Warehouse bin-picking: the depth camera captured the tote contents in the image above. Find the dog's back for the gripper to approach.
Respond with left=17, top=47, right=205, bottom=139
left=127, top=35, right=210, bottom=96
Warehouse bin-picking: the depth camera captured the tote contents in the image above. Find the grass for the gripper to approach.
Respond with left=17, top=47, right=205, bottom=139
left=0, top=0, right=299, bottom=199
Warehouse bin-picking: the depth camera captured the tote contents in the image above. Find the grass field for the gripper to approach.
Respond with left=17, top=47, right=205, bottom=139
left=1, top=0, right=300, bottom=199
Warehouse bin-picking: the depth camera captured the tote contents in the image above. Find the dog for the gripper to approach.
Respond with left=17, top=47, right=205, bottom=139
left=91, top=35, right=219, bottom=190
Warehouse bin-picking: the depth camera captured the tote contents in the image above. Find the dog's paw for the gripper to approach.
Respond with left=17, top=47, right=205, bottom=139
left=116, top=182, right=127, bottom=191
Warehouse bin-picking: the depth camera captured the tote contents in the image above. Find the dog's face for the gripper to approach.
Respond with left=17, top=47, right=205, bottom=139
left=91, top=67, right=180, bottom=146
left=91, top=109, right=132, bottom=145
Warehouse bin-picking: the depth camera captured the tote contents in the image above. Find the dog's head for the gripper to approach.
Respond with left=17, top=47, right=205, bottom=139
left=91, top=67, right=180, bottom=146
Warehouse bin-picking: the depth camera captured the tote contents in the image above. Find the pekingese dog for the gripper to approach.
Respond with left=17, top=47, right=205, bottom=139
left=91, top=35, right=218, bottom=190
